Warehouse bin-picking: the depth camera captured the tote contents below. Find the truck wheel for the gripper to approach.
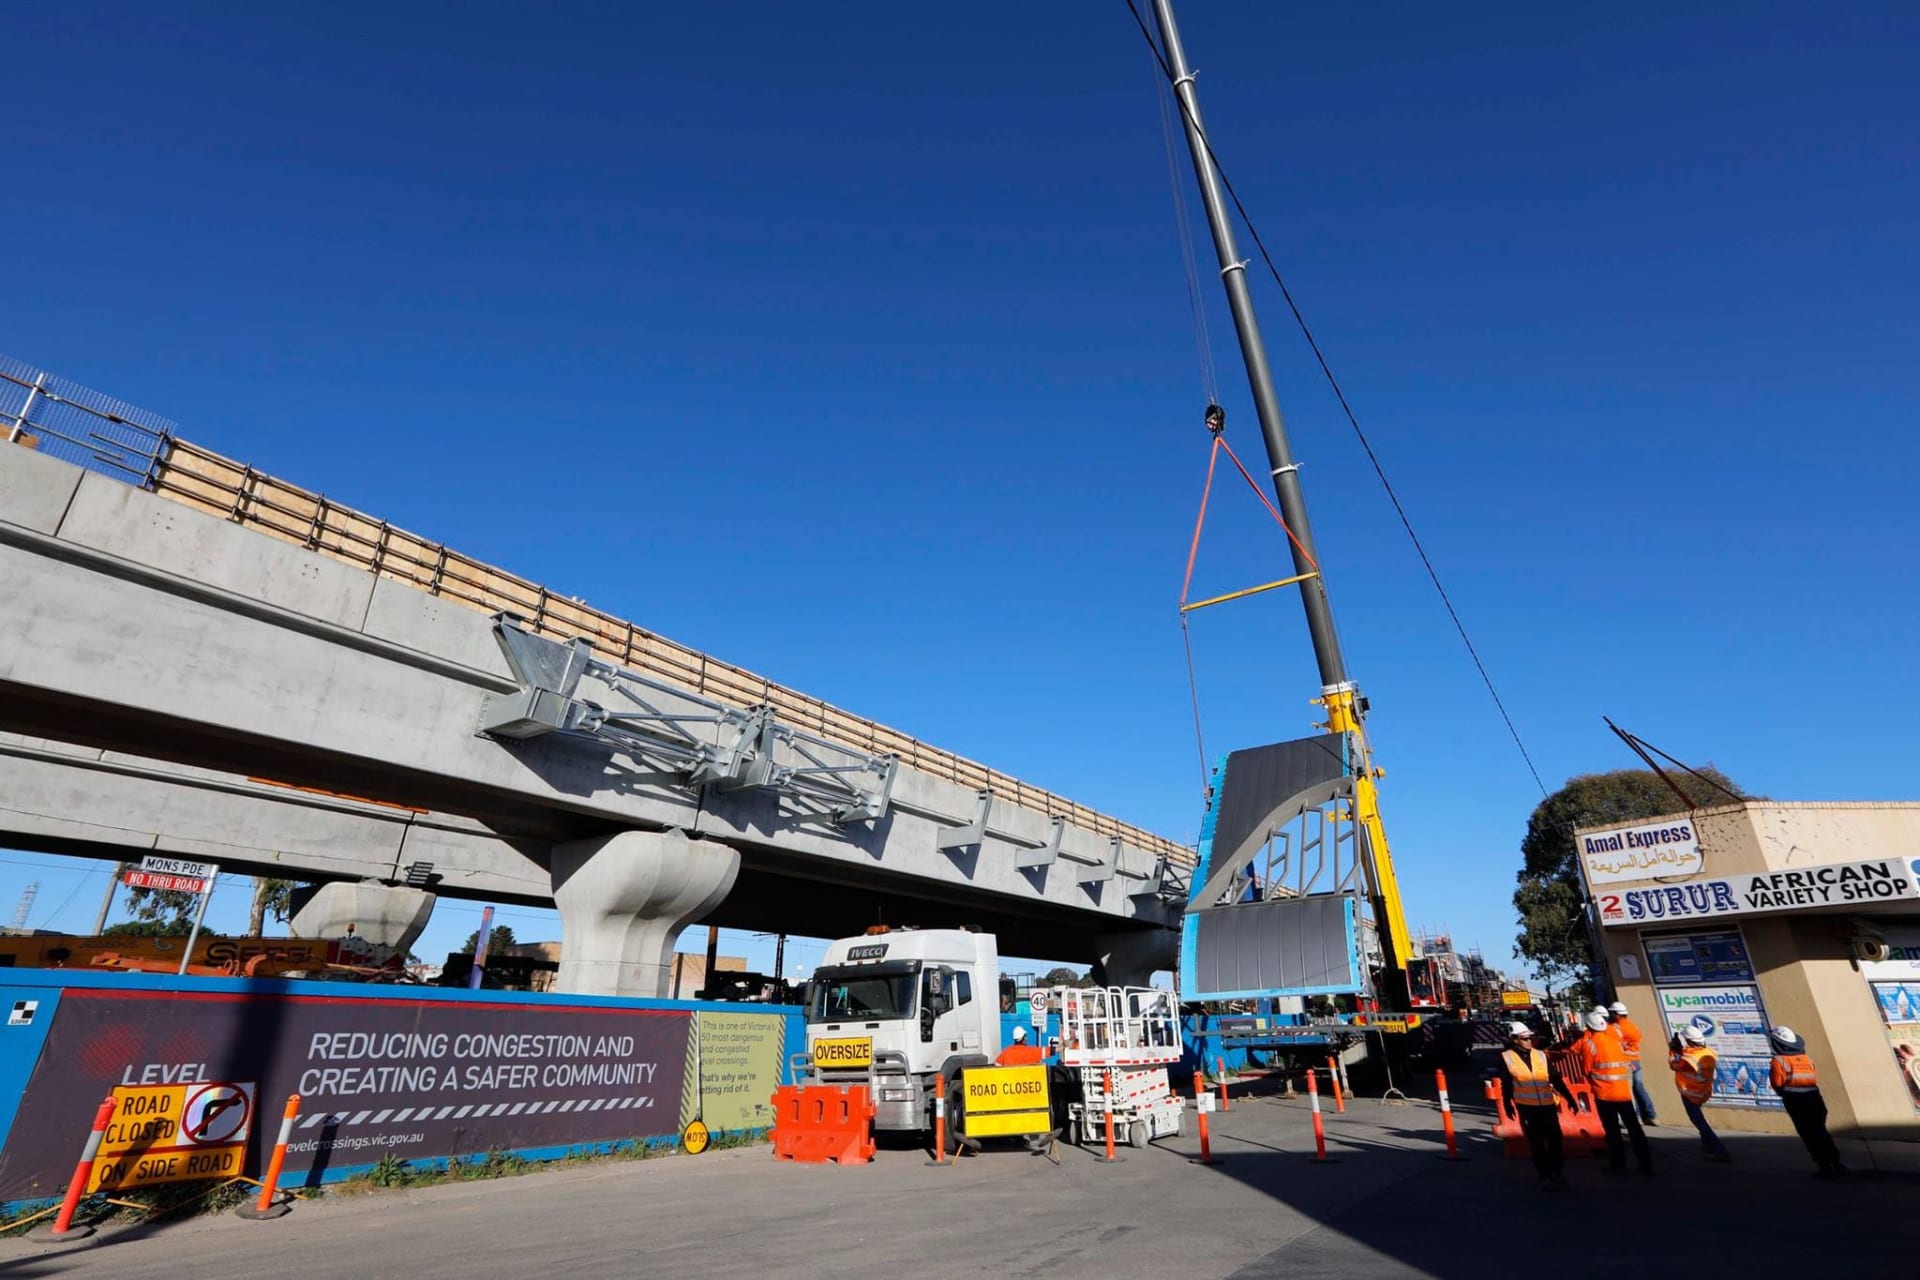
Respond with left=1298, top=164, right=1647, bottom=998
left=946, top=1077, right=968, bottom=1155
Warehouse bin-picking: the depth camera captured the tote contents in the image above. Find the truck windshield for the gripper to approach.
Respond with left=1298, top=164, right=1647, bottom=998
left=808, top=965, right=918, bottom=1023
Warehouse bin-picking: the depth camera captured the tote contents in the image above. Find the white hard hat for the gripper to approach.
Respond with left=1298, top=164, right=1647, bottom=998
left=1682, top=1026, right=1707, bottom=1046
left=1584, top=1010, right=1609, bottom=1032
left=1769, top=1025, right=1802, bottom=1051
left=1608, top=1001, right=1629, bottom=1016
left=1509, top=1022, right=1533, bottom=1039
left=1011, top=1025, right=1029, bottom=1043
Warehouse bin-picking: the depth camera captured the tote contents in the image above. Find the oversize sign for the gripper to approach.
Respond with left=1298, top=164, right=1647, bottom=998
left=1579, top=820, right=1703, bottom=886
left=811, top=1037, right=872, bottom=1070
left=1598, top=857, right=1919, bottom=928
left=960, top=1065, right=1051, bottom=1138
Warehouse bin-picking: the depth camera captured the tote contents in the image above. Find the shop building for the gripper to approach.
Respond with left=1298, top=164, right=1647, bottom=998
left=1577, top=801, right=1920, bottom=1156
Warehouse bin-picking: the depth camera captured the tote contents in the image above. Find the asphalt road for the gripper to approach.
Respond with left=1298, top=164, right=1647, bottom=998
left=3, top=1079, right=1910, bottom=1279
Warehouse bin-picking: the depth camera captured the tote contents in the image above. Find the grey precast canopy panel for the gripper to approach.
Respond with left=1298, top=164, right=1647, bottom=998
left=1205, top=736, right=1347, bottom=883
left=1181, top=734, right=1369, bottom=999
left=1188, top=896, right=1364, bottom=998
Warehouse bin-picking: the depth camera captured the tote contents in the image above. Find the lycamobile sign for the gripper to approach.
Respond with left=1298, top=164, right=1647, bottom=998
left=1598, top=857, right=1919, bottom=928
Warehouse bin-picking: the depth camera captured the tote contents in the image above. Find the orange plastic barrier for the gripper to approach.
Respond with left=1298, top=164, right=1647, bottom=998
left=770, top=1085, right=877, bottom=1165
left=1484, top=1079, right=1605, bottom=1158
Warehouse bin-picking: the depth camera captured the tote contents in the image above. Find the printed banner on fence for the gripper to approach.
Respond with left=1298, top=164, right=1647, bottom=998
left=688, top=1011, right=786, bottom=1133
left=1599, top=857, right=1920, bottom=928
left=0, top=987, right=704, bottom=1199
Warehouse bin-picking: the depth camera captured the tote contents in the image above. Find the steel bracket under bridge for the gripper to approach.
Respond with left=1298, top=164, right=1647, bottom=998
left=477, top=614, right=897, bottom=825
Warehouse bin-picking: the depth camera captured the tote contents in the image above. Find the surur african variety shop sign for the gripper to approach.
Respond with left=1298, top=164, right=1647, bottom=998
left=0, top=981, right=792, bottom=1202
left=1579, top=819, right=1704, bottom=886
left=1598, top=856, right=1920, bottom=928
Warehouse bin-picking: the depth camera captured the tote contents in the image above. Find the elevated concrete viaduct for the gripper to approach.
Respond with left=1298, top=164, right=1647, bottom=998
left=0, top=434, right=1184, bottom=993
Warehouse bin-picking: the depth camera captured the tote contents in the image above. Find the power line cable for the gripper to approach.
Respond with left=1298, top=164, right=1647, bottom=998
left=1124, top=0, right=1548, bottom=796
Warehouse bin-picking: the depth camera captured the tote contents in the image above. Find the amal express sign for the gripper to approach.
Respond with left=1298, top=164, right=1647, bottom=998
left=1598, top=856, right=1919, bottom=928
left=1580, top=819, right=1704, bottom=886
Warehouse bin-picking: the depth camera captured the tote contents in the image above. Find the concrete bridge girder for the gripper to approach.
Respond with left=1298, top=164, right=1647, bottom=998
left=0, top=447, right=1181, bottom=975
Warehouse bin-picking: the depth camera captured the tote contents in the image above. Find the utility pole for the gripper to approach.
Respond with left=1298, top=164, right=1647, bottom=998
left=774, top=933, right=786, bottom=981
left=704, top=924, right=720, bottom=997
left=91, top=863, right=125, bottom=935
left=1149, top=0, right=1348, bottom=689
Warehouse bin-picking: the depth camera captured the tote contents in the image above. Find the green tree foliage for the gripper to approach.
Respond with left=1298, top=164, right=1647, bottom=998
left=103, top=917, right=193, bottom=938
left=1513, top=766, right=1744, bottom=995
left=1039, top=965, right=1094, bottom=989
left=120, top=886, right=199, bottom=932
left=460, top=925, right=518, bottom=955
left=247, top=879, right=302, bottom=937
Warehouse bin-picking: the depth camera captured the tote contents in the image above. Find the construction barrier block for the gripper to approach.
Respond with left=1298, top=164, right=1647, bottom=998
left=770, top=1085, right=876, bottom=1165
left=1485, top=1080, right=1607, bottom=1158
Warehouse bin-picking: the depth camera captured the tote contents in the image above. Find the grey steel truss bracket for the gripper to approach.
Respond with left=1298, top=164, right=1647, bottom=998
left=1077, top=838, right=1121, bottom=885
left=478, top=615, right=895, bottom=826
left=1015, top=817, right=1065, bottom=869
left=937, top=790, right=993, bottom=851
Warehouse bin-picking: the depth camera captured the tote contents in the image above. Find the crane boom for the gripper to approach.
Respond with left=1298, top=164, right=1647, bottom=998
left=1149, top=0, right=1414, bottom=973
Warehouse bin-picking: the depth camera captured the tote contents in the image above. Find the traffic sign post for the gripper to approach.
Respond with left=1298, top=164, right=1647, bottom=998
left=177, top=867, right=218, bottom=976
left=127, top=858, right=221, bottom=975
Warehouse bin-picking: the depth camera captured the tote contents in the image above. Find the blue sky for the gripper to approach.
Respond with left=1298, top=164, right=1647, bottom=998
left=4, top=2, right=1917, bottom=979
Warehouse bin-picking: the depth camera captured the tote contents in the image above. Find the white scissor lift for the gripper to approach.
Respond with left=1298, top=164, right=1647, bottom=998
left=1052, top=985, right=1185, bottom=1149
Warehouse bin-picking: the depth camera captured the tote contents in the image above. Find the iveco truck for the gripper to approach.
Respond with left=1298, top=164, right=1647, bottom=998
left=801, top=927, right=1001, bottom=1134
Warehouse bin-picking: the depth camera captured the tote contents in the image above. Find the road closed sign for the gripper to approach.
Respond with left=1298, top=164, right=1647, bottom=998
left=960, top=1065, right=1051, bottom=1138
left=89, top=1081, right=255, bottom=1192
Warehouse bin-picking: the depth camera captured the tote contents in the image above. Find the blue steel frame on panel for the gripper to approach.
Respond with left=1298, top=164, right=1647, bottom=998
left=1179, top=753, right=1366, bottom=1000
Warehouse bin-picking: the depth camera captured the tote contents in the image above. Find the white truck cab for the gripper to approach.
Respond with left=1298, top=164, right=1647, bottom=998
left=803, top=927, right=1001, bottom=1132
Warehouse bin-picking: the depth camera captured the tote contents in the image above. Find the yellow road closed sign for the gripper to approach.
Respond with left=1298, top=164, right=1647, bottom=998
left=90, top=1143, right=245, bottom=1192
left=961, top=1065, right=1051, bottom=1138
left=89, top=1080, right=255, bottom=1191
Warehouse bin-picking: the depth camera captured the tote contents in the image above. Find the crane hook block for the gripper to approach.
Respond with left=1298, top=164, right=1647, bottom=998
left=1204, top=403, right=1226, bottom=435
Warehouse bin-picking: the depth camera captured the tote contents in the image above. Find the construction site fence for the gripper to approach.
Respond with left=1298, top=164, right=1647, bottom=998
left=0, top=351, right=1190, bottom=869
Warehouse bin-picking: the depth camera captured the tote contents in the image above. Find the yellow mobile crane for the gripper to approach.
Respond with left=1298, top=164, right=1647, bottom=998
left=1147, top=0, right=1418, bottom=1007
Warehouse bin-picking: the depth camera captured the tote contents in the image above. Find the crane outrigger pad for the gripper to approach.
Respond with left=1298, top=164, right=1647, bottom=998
left=1179, top=734, right=1373, bottom=1000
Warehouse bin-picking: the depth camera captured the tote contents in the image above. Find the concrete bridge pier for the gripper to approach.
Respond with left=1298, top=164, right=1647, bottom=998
left=550, top=828, right=740, bottom=998
left=289, top=881, right=437, bottom=961
left=1092, top=928, right=1179, bottom=989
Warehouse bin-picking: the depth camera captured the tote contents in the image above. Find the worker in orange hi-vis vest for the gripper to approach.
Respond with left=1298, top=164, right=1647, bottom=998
left=996, top=1024, right=1045, bottom=1067
left=1608, top=1000, right=1658, bottom=1125
left=1768, top=1026, right=1846, bottom=1177
left=1494, top=1023, right=1579, bottom=1192
left=1668, top=1025, right=1730, bottom=1163
left=1577, top=1009, right=1652, bottom=1176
